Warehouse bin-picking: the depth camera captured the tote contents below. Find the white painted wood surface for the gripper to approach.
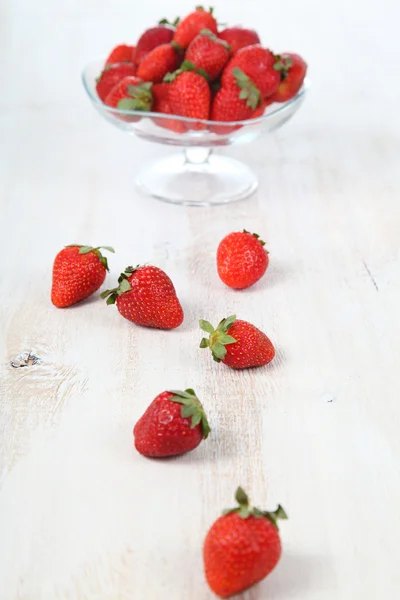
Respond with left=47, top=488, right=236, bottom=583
left=1, top=0, right=400, bottom=598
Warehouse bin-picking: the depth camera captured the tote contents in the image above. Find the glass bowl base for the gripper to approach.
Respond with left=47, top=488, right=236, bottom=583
left=136, top=153, right=258, bottom=207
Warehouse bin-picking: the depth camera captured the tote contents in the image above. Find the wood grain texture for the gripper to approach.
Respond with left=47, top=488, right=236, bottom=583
left=1, top=0, right=400, bottom=598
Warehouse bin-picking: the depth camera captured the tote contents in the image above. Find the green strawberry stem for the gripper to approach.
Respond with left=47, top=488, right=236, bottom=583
left=232, top=67, right=261, bottom=110
left=199, top=315, right=237, bottom=362
left=65, top=245, right=115, bottom=271
left=159, top=16, right=180, bottom=26
left=223, top=487, right=288, bottom=528
left=100, top=265, right=140, bottom=304
left=168, top=388, right=211, bottom=438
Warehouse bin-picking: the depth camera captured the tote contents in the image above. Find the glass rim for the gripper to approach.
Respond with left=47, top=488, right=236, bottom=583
left=82, top=58, right=311, bottom=127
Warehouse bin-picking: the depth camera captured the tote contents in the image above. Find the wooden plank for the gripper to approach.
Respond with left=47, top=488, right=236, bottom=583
left=1, top=0, right=400, bottom=598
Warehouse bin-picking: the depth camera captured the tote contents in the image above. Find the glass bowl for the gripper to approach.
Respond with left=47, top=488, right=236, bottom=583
left=82, top=58, right=310, bottom=207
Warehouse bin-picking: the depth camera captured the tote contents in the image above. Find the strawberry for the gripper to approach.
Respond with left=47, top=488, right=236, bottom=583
left=222, top=45, right=280, bottom=99
left=210, top=87, right=252, bottom=134
left=210, top=69, right=261, bottom=133
left=218, top=27, right=260, bottom=55
left=199, top=315, right=275, bottom=369
left=211, top=72, right=260, bottom=120
left=137, top=42, right=181, bottom=83
left=173, top=7, right=218, bottom=49
left=51, top=245, right=115, bottom=308
left=185, top=29, right=230, bottom=81
left=151, top=82, right=186, bottom=133
left=165, top=64, right=211, bottom=128
left=271, top=53, right=307, bottom=102
left=96, top=63, right=136, bottom=102
left=135, top=25, right=176, bottom=66
left=203, top=487, right=287, bottom=598
left=105, top=44, right=135, bottom=66
left=134, top=389, right=210, bottom=458
left=104, top=77, right=152, bottom=123
left=217, top=229, right=269, bottom=289
left=151, top=82, right=172, bottom=114
left=251, top=98, right=273, bottom=119
left=101, top=265, right=183, bottom=329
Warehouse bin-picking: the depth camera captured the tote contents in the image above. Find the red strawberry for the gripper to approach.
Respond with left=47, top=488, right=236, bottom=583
left=134, top=389, right=210, bottom=458
left=251, top=98, right=273, bottom=119
left=210, top=70, right=261, bottom=133
left=51, top=245, right=115, bottom=308
left=151, top=82, right=172, bottom=114
left=210, top=87, right=251, bottom=134
left=104, top=77, right=152, bottom=122
left=211, top=74, right=260, bottom=120
left=165, top=65, right=211, bottom=128
left=96, top=63, right=136, bottom=102
left=151, top=82, right=186, bottom=133
left=185, top=29, right=230, bottom=81
left=101, top=265, right=184, bottom=329
left=217, top=230, right=269, bottom=289
left=271, top=53, right=307, bottom=102
left=203, top=487, right=287, bottom=598
left=173, top=7, right=218, bottom=49
left=199, top=315, right=275, bottom=369
left=105, top=44, right=135, bottom=66
left=222, top=45, right=280, bottom=99
left=135, top=25, right=175, bottom=66
left=137, top=42, right=181, bottom=83
left=218, top=27, right=260, bottom=54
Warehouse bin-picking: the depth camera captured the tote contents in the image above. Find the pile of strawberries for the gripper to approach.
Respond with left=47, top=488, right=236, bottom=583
left=51, top=230, right=286, bottom=598
left=95, top=6, right=307, bottom=131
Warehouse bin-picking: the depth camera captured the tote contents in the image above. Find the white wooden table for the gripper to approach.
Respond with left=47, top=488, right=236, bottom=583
left=1, top=1, right=400, bottom=598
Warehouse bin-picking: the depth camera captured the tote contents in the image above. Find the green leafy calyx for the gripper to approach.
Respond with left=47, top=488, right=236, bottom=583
left=65, top=245, right=115, bottom=271
left=168, top=389, right=211, bottom=439
left=170, top=40, right=183, bottom=52
left=100, top=265, right=140, bottom=304
left=159, top=16, right=180, bottom=27
left=223, top=487, right=288, bottom=528
left=117, top=82, right=153, bottom=112
left=242, top=229, right=266, bottom=246
left=199, top=315, right=237, bottom=362
left=273, top=54, right=293, bottom=81
left=233, top=67, right=261, bottom=110
left=200, top=28, right=230, bottom=50
left=164, top=60, right=210, bottom=82
left=196, top=5, right=213, bottom=13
